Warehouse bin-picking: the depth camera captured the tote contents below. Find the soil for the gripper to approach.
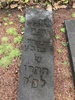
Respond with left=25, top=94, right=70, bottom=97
left=0, top=8, right=75, bottom=100
left=54, top=9, right=75, bottom=100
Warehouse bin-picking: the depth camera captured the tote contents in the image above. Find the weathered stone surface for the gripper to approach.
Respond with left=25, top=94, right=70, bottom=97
left=65, top=20, right=75, bottom=82
left=18, top=8, right=54, bottom=100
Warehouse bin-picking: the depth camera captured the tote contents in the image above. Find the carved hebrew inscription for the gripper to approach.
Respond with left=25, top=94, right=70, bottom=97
left=24, top=64, right=49, bottom=88
left=23, top=18, right=51, bottom=88
left=18, top=8, right=54, bottom=100
left=27, top=18, right=51, bottom=27
left=24, top=39, right=50, bottom=52
left=34, top=54, right=42, bottom=63
left=30, top=28, right=46, bottom=38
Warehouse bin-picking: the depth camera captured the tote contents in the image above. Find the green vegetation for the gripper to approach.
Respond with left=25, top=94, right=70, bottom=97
left=24, top=0, right=29, bottom=3
left=0, top=11, right=24, bottom=68
left=1, top=17, right=22, bottom=68
left=9, top=48, right=21, bottom=58
left=3, top=17, right=8, bottom=21
left=8, top=14, right=11, bottom=17
left=6, top=28, right=18, bottom=36
left=55, top=35, right=61, bottom=40
left=63, top=0, right=68, bottom=4
left=0, top=56, right=11, bottom=68
left=61, top=42, right=68, bottom=47
left=14, top=35, right=23, bottom=44
left=0, top=43, right=21, bottom=68
left=9, top=21, right=13, bottom=25
left=1, top=37, right=8, bottom=42
left=3, top=17, right=13, bottom=26
left=60, top=28, right=65, bottom=33
left=0, top=44, right=14, bottom=55
left=72, top=13, right=75, bottom=18
left=57, top=49, right=62, bottom=53
left=21, top=27, right=25, bottom=31
left=63, top=61, right=68, bottom=65
left=19, top=16, right=25, bottom=23
left=0, top=46, right=4, bottom=55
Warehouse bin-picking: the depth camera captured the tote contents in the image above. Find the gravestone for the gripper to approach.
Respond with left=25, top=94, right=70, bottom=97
left=18, top=8, right=54, bottom=100
left=65, top=20, right=75, bottom=83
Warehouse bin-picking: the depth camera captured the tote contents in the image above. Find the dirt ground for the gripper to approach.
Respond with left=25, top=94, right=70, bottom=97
left=54, top=9, right=75, bottom=100
left=0, top=8, right=75, bottom=100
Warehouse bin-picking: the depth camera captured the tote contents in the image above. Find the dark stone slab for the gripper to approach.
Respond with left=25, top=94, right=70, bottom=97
left=65, top=20, right=75, bottom=83
left=18, top=8, right=54, bottom=100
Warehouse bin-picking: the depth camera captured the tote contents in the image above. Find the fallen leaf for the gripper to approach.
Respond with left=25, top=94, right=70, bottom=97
left=10, top=3, right=18, bottom=9
left=14, top=0, right=19, bottom=2
left=47, top=4, right=52, bottom=11
left=72, top=2, right=75, bottom=8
